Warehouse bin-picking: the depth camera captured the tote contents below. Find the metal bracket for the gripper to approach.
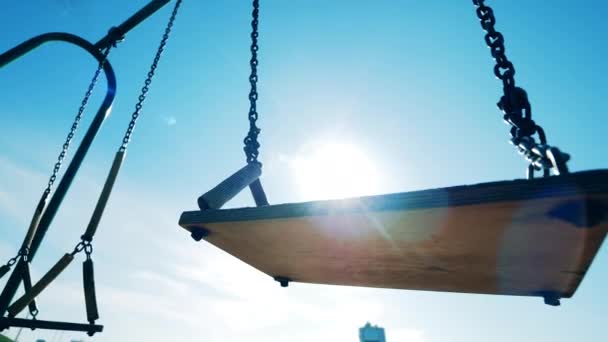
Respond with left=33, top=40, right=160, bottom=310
left=190, top=227, right=210, bottom=242
left=94, top=0, right=171, bottom=50
left=543, top=295, right=561, bottom=307
left=533, top=291, right=562, bottom=306
left=273, top=276, right=291, bottom=288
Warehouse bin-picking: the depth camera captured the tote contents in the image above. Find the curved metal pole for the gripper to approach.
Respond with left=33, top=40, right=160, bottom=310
left=0, top=33, right=117, bottom=316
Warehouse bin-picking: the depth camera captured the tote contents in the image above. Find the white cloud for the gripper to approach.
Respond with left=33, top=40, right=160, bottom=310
left=162, top=115, right=177, bottom=126
left=0, top=156, right=46, bottom=223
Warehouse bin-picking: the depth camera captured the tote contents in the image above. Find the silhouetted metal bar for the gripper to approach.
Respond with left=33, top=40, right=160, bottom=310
left=0, top=266, right=9, bottom=280
left=198, top=163, right=263, bottom=210
left=0, top=261, right=24, bottom=313
left=21, top=262, right=38, bottom=315
left=20, top=193, right=48, bottom=252
left=249, top=179, right=269, bottom=206
left=83, top=259, right=99, bottom=323
left=8, top=254, right=74, bottom=317
left=82, top=151, right=125, bottom=241
left=0, top=317, right=103, bottom=335
left=94, top=0, right=172, bottom=50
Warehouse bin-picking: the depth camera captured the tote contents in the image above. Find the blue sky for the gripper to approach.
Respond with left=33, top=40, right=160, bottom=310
left=1, top=1, right=607, bottom=341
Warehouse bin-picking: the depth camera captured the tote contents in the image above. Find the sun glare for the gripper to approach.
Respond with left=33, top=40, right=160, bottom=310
left=291, top=142, right=381, bottom=201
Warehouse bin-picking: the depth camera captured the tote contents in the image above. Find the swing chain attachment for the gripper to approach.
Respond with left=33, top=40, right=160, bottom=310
left=17, top=248, right=29, bottom=262
left=0, top=251, right=27, bottom=280
left=472, top=0, right=569, bottom=178
left=244, top=0, right=262, bottom=166
left=119, top=0, right=183, bottom=153
left=71, top=240, right=93, bottom=258
left=2, top=254, right=19, bottom=269
left=6, top=256, right=18, bottom=267
left=106, top=26, right=126, bottom=48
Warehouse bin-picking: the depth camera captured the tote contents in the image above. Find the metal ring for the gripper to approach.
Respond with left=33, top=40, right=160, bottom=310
left=493, top=60, right=515, bottom=79
left=485, top=31, right=504, bottom=47
left=7, top=257, right=17, bottom=266
left=84, top=243, right=93, bottom=255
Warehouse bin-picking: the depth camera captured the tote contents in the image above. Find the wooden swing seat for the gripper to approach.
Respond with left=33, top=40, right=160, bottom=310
left=179, top=170, right=608, bottom=302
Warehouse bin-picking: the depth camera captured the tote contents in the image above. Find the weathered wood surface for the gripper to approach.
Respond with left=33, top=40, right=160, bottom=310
left=180, top=170, right=608, bottom=298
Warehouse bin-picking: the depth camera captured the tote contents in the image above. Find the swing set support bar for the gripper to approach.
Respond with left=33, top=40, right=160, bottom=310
left=94, top=0, right=172, bottom=50
left=0, top=1, right=172, bottom=68
left=0, top=317, right=103, bottom=336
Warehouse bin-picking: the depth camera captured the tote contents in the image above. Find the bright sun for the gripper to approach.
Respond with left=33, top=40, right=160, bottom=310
left=291, top=142, right=381, bottom=201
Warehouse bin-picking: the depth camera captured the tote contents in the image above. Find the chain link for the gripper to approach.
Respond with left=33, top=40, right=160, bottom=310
left=473, top=0, right=515, bottom=88
left=18, top=247, right=30, bottom=262
left=119, top=0, right=183, bottom=152
left=243, top=0, right=262, bottom=165
left=70, top=240, right=93, bottom=257
left=5, top=255, right=18, bottom=267
left=472, top=0, right=569, bottom=177
left=44, top=47, right=112, bottom=194
left=30, top=308, right=39, bottom=319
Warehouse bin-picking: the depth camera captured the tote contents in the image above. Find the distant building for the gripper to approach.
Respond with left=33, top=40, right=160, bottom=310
left=359, top=322, right=386, bottom=342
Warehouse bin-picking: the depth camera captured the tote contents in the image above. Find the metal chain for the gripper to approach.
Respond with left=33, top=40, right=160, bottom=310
left=472, top=1, right=515, bottom=89
left=30, top=307, right=39, bottom=319
left=119, top=0, right=183, bottom=152
left=1, top=246, right=29, bottom=280
left=243, top=0, right=262, bottom=165
left=63, top=3, right=185, bottom=301
left=44, top=47, right=113, bottom=195
left=472, top=0, right=569, bottom=178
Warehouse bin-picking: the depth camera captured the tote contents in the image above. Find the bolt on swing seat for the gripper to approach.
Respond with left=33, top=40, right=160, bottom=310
left=179, top=0, right=608, bottom=306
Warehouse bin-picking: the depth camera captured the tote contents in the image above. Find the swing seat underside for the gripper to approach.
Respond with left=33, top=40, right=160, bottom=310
left=179, top=170, right=608, bottom=300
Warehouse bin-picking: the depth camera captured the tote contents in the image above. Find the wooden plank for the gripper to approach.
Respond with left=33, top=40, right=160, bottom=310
left=179, top=170, right=608, bottom=299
